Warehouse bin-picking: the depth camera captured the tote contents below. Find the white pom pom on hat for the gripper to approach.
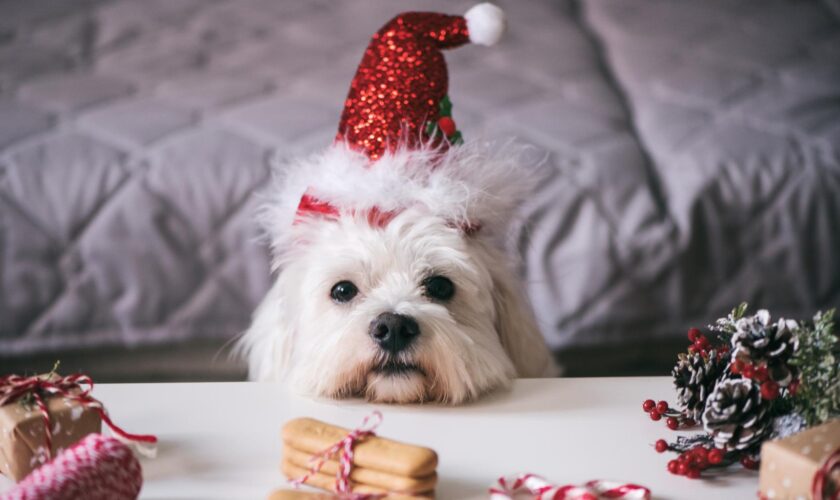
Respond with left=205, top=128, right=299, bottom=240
left=464, top=3, right=507, bottom=46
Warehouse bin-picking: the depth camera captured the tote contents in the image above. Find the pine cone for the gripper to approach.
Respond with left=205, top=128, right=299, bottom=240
left=731, top=310, right=799, bottom=386
left=703, top=378, right=771, bottom=451
left=672, top=350, right=727, bottom=420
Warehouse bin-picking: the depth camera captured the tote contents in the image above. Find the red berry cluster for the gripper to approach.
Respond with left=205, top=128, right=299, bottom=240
left=642, top=399, right=695, bottom=430
left=653, top=437, right=759, bottom=478
left=660, top=444, right=724, bottom=479
left=730, top=360, right=781, bottom=401
left=687, top=328, right=728, bottom=357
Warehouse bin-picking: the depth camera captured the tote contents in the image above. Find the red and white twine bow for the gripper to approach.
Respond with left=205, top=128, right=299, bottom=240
left=812, top=447, right=840, bottom=500
left=0, top=372, right=157, bottom=459
left=290, top=411, right=385, bottom=499
left=490, top=473, right=651, bottom=500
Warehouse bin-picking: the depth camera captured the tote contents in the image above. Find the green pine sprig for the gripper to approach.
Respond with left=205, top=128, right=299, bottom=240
left=789, top=309, right=839, bottom=425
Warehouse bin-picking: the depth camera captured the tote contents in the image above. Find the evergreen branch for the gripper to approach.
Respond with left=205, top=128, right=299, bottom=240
left=789, top=309, right=839, bottom=425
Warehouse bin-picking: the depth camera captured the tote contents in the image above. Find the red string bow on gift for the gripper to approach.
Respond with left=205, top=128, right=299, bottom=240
left=812, top=447, right=840, bottom=500
left=490, top=473, right=651, bottom=500
left=290, top=411, right=385, bottom=500
left=0, top=372, right=158, bottom=460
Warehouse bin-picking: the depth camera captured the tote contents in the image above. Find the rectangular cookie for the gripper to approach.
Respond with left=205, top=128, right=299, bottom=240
left=282, top=417, right=437, bottom=478
left=284, top=445, right=437, bottom=493
left=281, top=459, right=434, bottom=500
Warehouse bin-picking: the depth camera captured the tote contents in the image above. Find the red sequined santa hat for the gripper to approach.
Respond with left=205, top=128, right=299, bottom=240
left=336, top=3, right=506, bottom=161
left=264, top=4, right=538, bottom=251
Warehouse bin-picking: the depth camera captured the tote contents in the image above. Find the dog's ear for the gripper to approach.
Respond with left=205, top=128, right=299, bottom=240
left=237, top=272, right=297, bottom=381
left=490, top=263, right=558, bottom=377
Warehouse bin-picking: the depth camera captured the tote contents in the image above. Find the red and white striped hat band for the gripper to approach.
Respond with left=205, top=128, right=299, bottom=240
left=294, top=191, right=481, bottom=235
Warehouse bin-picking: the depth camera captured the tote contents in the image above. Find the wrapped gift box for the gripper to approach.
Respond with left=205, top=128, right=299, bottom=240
left=0, top=393, right=101, bottom=481
left=759, top=419, right=840, bottom=500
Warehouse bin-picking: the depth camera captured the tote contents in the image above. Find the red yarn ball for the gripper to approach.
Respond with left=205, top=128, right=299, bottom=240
left=7, top=434, right=142, bottom=500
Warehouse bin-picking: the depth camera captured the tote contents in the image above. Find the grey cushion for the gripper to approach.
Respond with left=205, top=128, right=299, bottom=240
left=1, top=0, right=838, bottom=369
left=566, top=0, right=840, bottom=346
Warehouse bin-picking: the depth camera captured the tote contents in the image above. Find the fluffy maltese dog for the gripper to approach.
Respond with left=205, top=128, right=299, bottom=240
left=239, top=4, right=556, bottom=404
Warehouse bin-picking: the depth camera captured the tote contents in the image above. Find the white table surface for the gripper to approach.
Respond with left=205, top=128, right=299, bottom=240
left=0, top=377, right=759, bottom=499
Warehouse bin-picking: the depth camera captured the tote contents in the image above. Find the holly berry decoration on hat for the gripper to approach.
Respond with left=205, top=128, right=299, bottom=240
left=641, top=304, right=838, bottom=480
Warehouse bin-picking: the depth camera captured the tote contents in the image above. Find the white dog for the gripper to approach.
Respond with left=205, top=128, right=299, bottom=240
left=238, top=5, right=556, bottom=404
left=239, top=142, right=556, bottom=403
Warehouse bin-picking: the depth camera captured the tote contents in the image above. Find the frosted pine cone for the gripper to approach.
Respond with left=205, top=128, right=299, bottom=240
left=672, top=350, right=726, bottom=421
left=703, top=378, right=771, bottom=451
left=731, top=310, right=799, bottom=386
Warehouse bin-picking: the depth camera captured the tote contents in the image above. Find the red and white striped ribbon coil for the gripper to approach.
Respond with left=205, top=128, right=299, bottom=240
left=489, top=473, right=651, bottom=500
left=290, top=411, right=385, bottom=500
left=0, top=434, right=142, bottom=500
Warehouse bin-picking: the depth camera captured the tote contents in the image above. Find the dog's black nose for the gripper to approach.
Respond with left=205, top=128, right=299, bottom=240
left=369, top=313, right=420, bottom=353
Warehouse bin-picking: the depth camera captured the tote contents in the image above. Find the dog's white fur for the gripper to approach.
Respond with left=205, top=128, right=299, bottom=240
left=239, top=140, right=556, bottom=404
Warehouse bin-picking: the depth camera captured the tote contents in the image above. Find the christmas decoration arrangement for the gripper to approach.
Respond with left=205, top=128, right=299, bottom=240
left=641, top=304, right=839, bottom=482
left=0, top=433, right=142, bottom=500
left=489, top=473, right=650, bottom=500
left=275, top=412, right=437, bottom=499
left=758, top=419, right=840, bottom=500
left=0, top=364, right=157, bottom=483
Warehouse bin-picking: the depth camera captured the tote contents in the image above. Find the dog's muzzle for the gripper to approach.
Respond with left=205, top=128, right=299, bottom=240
left=368, top=312, right=419, bottom=354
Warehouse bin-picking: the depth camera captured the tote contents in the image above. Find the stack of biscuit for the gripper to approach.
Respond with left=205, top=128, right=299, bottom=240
left=280, top=417, right=438, bottom=499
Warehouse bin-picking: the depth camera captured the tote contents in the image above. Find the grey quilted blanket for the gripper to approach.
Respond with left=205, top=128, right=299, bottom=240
left=2, top=0, right=839, bottom=362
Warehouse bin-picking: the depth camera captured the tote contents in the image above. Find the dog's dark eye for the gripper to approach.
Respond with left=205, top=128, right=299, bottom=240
left=423, top=276, right=455, bottom=301
left=330, top=281, right=358, bottom=303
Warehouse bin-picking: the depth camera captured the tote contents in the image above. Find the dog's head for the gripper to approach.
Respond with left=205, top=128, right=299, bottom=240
left=239, top=142, right=555, bottom=403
